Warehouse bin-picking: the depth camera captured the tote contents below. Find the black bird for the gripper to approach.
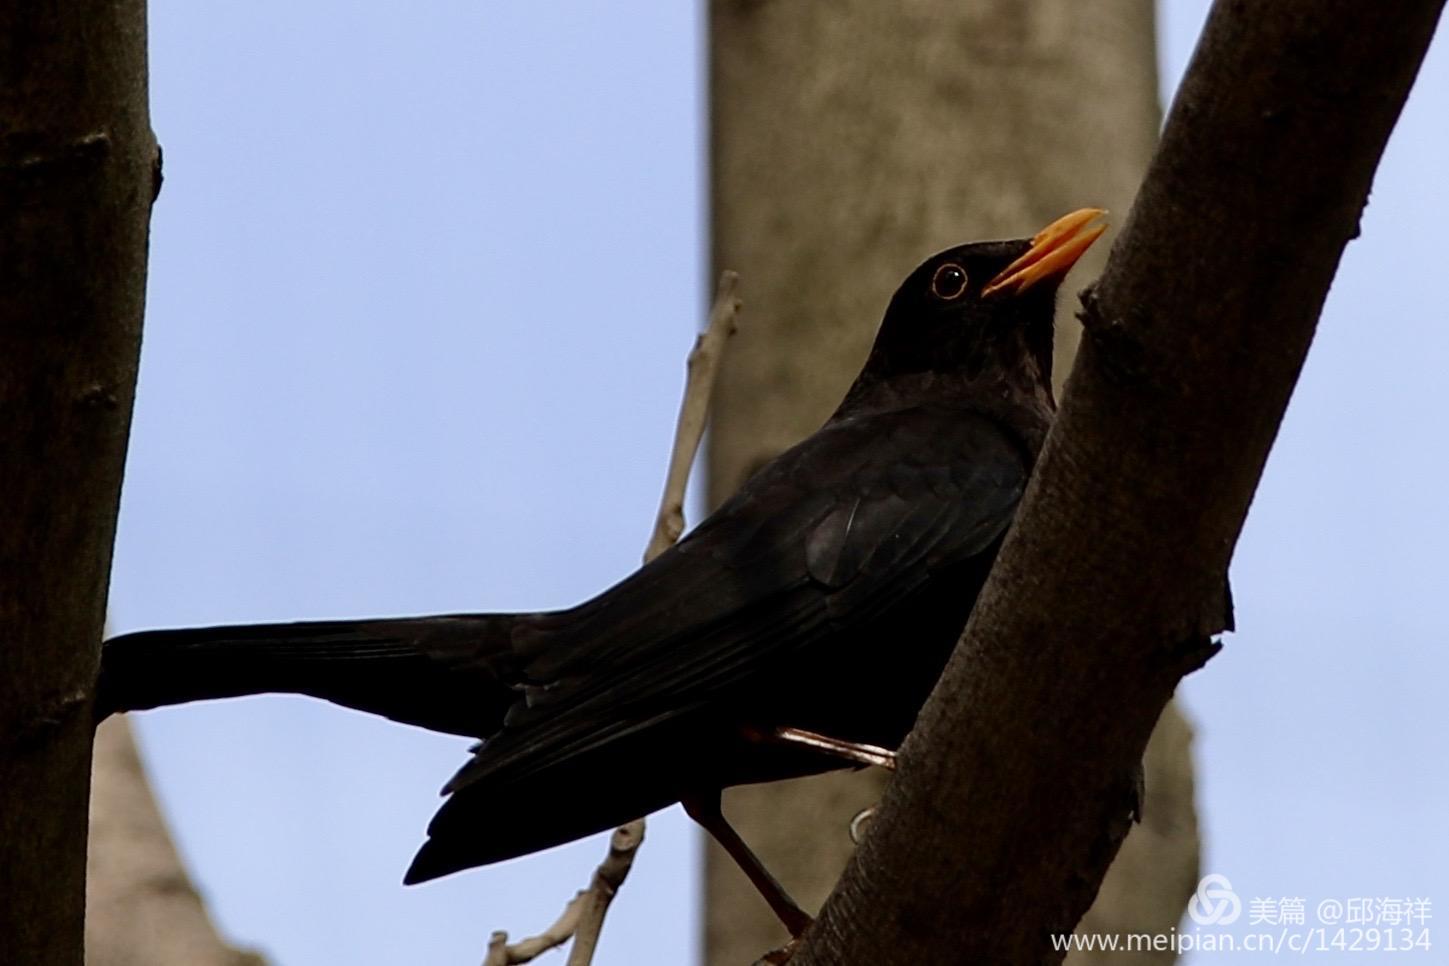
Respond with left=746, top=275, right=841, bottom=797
left=97, top=209, right=1107, bottom=932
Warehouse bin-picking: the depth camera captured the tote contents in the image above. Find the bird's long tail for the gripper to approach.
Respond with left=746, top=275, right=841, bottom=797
left=97, top=614, right=518, bottom=738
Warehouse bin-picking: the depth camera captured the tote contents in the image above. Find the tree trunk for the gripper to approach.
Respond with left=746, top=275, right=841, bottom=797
left=704, top=2, right=1197, bottom=962
left=791, top=1, right=1445, bottom=961
left=0, top=3, right=157, bottom=963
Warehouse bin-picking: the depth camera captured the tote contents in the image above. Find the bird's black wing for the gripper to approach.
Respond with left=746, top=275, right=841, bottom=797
left=443, top=405, right=1029, bottom=792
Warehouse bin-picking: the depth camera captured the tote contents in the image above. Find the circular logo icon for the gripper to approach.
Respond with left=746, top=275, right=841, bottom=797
left=1188, top=874, right=1242, bottom=925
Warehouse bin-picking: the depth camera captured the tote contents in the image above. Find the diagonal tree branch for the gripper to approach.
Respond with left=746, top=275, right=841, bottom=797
left=791, top=2, right=1447, bottom=963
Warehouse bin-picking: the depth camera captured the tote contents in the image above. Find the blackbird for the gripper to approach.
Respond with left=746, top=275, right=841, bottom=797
left=97, top=209, right=1106, bottom=932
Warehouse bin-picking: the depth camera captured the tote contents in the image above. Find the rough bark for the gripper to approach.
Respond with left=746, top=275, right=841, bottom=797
left=705, top=2, right=1198, bottom=962
left=791, top=2, right=1446, bottom=963
left=87, top=719, right=266, bottom=966
left=1069, top=707, right=1200, bottom=965
left=0, top=3, right=157, bottom=964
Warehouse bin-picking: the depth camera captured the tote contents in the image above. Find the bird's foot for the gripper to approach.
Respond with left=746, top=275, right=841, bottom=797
left=684, top=793, right=813, bottom=938
left=849, top=804, right=877, bottom=844
left=753, top=936, right=802, bottom=965
left=749, top=725, right=897, bottom=770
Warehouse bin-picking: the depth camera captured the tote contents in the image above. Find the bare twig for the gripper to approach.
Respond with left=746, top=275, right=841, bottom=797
left=483, top=894, right=586, bottom=966
left=563, top=822, right=647, bottom=966
left=482, top=272, right=741, bottom=965
left=645, top=270, right=741, bottom=560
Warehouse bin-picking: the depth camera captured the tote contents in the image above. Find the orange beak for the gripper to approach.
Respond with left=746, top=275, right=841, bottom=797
left=981, top=208, right=1108, bottom=297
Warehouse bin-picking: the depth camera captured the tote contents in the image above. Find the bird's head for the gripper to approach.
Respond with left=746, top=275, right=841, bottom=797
left=843, top=208, right=1107, bottom=414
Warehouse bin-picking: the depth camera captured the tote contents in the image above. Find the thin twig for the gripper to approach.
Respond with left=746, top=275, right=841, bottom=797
left=482, top=894, right=588, bottom=966
left=481, top=272, right=741, bottom=966
left=563, top=821, right=647, bottom=966
left=645, top=270, right=741, bottom=561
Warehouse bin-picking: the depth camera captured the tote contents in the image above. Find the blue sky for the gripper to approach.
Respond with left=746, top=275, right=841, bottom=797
left=109, top=4, right=1445, bottom=963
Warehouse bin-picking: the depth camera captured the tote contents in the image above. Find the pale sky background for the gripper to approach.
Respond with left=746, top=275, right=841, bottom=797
left=109, top=4, right=1445, bottom=964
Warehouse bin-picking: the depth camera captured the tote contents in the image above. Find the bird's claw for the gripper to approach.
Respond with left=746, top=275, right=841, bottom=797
left=849, top=805, right=877, bottom=844
left=754, top=725, right=897, bottom=770
left=754, top=936, right=802, bottom=965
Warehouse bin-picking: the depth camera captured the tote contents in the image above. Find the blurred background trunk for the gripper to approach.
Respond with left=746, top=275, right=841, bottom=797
left=88, top=717, right=265, bottom=966
left=704, top=3, right=1199, bottom=962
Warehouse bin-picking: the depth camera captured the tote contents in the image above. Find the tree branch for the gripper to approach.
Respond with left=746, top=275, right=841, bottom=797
left=791, top=2, right=1446, bottom=962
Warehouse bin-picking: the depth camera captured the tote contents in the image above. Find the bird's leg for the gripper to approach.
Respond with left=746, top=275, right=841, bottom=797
left=749, top=725, right=897, bottom=771
left=682, top=792, right=812, bottom=937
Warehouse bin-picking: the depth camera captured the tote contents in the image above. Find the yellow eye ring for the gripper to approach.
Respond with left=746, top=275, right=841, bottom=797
left=930, top=263, right=968, bottom=300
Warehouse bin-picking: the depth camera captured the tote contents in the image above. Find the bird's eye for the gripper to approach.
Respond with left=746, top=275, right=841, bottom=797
left=930, top=263, right=968, bottom=300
